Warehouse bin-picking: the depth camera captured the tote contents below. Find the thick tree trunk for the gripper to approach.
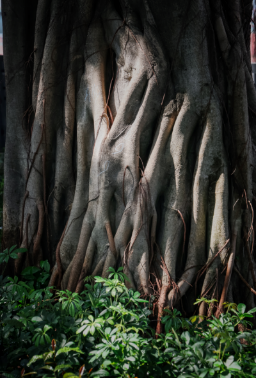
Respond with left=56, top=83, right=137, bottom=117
left=3, top=0, right=256, bottom=314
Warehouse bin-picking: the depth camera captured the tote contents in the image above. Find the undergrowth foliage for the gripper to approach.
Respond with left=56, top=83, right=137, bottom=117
left=1, top=248, right=256, bottom=378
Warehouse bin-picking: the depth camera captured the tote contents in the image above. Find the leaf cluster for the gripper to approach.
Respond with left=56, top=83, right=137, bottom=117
left=1, top=249, right=256, bottom=378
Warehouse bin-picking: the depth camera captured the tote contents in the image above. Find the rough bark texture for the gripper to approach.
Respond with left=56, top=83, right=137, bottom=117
left=3, top=0, right=256, bottom=315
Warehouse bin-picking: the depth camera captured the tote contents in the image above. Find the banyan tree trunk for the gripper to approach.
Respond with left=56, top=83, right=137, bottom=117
left=3, top=0, right=256, bottom=314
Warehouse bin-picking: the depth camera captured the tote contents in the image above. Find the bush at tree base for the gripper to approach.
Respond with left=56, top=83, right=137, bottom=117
left=1, top=249, right=256, bottom=378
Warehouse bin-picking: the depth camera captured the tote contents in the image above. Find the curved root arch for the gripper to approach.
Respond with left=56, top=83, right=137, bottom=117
left=9, top=0, right=256, bottom=313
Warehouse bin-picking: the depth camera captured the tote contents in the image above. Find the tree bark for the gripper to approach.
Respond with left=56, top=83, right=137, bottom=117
left=3, top=0, right=256, bottom=314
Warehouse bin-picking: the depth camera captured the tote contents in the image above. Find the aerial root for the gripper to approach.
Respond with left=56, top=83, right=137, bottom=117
left=91, top=255, right=107, bottom=278
left=74, top=239, right=95, bottom=294
left=32, top=201, right=45, bottom=266
left=150, top=211, right=157, bottom=265
left=44, top=0, right=253, bottom=312
left=216, top=233, right=237, bottom=318
left=74, top=237, right=96, bottom=293
left=206, top=278, right=219, bottom=318
left=66, top=223, right=92, bottom=292
left=195, top=238, right=230, bottom=293
left=61, top=260, right=73, bottom=290
left=156, top=257, right=172, bottom=337
left=105, top=222, right=118, bottom=260
left=199, top=277, right=218, bottom=317
left=234, top=266, right=256, bottom=296
left=15, top=214, right=31, bottom=275
left=155, top=285, right=169, bottom=337
left=25, top=214, right=31, bottom=251
left=48, top=265, right=59, bottom=288
left=42, top=153, right=51, bottom=263
left=55, top=222, right=68, bottom=289
left=20, top=191, right=29, bottom=245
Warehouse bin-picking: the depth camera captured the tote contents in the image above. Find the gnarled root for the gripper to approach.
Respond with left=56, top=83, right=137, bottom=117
left=10, top=0, right=255, bottom=315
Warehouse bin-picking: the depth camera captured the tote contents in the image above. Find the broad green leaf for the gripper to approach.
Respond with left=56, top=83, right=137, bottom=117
left=44, top=324, right=52, bottom=332
left=102, top=349, right=109, bottom=359
left=27, top=354, right=44, bottom=366
left=63, top=374, right=78, bottom=378
left=45, top=334, right=51, bottom=344
left=90, top=325, right=95, bottom=335
left=62, top=301, right=69, bottom=310
left=228, top=362, right=241, bottom=371
left=248, top=307, right=256, bottom=314
left=44, top=351, right=55, bottom=360
left=54, top=365, right=73, bottom=372
left=41, top=366, right=54, bottom=371
left=181, top=331, right=190, bottom=345
left=237, top=303, right=246, bottom=314
left=199, top=370, right=209, bottom=378
left=32, top=316, right=43, bottom=322
left=15, top=248, right=27, bottom=254
left=76, top=325, right=87, bottom=334
left=91, top=370, right=110, bottom=377
left=35, top=335, right=41, bottom=347
left=69, top=303, right=75, bottom=317
left=225, top=356, right=234, bottom=368
left=10, top=253, right=18, bottom=259
left=165, top=348, right=175, bottom=354
left=95, top=317, right=104, bottom=324
left=40, top=260, right=50, bottom=272
left=126, top=356, right=135, bottom=362
left=22, top=266, right=41, bottom=275
left=83, top=326, right=90, bottom=337
left=94, top=277, right=106, bottom=283
left=40, top=335, right=45, bottom=345
left=19, top=281, right=32, bottom=290
left=23, top=373, right=37, bottom=376
left=129, top=342, right=139, bottom=350
left=55, top=347, right=83, bottom=357
left=190, top=316, right=197, bottom=323
left=102, top=360, right=112, bottom=368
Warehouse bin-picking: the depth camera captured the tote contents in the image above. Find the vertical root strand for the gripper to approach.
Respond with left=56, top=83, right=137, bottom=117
left=56, top=222, right=68, bottom=289
left=32, top=201, right=45, bottom=266
left=66, top=223, right=92, bottom=291
left=105, top=222, right=117, bottom=260
left=216, top=233, right=237, bottom=317
left=156, top=257, right=172, bottom=337
left=15, top=214, right=31, bottom=275
left=42, top=153, right=52, bottom=264
left=20, top=191, right=29, bottom=245
left=234, top=266, right=256, bottom=296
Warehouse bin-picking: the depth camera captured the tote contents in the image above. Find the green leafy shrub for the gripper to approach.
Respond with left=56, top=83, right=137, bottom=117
left=1, top=248, right=256, bottom=378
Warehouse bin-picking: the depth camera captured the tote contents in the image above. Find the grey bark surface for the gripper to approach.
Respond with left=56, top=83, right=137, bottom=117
left=3, top=0, right=256, bottom=314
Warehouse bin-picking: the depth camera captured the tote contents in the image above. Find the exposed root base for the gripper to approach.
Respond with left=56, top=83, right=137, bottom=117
left=3, top=0, right=256, bottom=314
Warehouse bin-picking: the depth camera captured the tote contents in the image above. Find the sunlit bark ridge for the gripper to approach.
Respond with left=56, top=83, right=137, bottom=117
left=3, top=0, right=256, bottom=314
